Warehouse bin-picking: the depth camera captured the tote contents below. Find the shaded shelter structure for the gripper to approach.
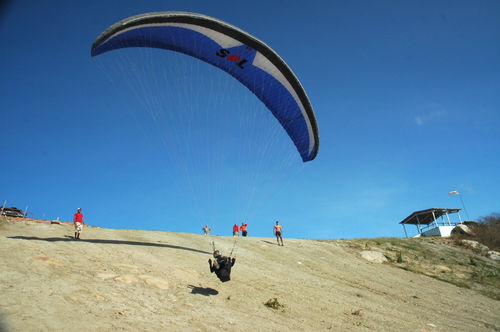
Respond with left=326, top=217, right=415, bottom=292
left=400, top=208, right=463, bottom=238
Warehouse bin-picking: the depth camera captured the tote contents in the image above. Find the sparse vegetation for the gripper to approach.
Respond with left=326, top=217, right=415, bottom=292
left=452, top=212, right=500, bottom=250
left=469, top=257, right=477, bottom=266
left=455, top=212, right=500, bottom=251
left=397, top=251, right=403, bottom=263
left=321, top=231, right=500, bottom=301
left=384, top=254, right=394, bottom=262
left=264, top=297, right=285, bottom=311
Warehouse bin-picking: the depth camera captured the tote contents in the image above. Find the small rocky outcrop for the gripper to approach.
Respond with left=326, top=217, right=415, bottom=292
left=451, top=224, right=473, bottom=235
left=460, top=240, right=489, bottom=253
left=360, top=250, right=387, bottom=263
left=487, top=251, right=500, bottom=261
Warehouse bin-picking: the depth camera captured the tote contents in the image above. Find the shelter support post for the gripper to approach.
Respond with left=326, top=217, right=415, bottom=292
left=431, top=210, right=438, bottom=228
left=416, top=215, right=422, bottom=234
left=402, top=224, right=408, bottom=238
left=445, top=212, right=451, bottom=226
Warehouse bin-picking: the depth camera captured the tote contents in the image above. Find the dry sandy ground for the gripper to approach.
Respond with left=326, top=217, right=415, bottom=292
left=0, top=218, right=498, bottom=331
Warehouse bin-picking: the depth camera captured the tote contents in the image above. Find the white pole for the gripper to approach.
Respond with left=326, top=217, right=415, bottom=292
left=1, top=200, right=5, bottom=216
left=24, top=206, right=29, bottom=218
left=416, top=214, right=422, bottom=234
left=431, top=210, right=438, bottom=228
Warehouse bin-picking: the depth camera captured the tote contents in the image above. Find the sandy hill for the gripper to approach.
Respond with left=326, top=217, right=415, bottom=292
left=0, top=217, right=498, bottom=331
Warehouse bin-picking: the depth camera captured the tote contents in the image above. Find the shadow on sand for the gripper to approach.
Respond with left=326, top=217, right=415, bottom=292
left=261, top=240, right=279, bottom=246
left=188, top=285, right=219, bottom=296
left=8, top=236, right=210, bottom=255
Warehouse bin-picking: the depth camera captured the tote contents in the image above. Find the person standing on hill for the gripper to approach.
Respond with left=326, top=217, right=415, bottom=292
left=232, top=223, right=239, bottom=236
left=273, top=220, right=283, bottom=246
left=202, top=225, right=211, bottom=235
left=241, top=222, right=248, bottom=237
left=73, top=208, right=84, bottom=240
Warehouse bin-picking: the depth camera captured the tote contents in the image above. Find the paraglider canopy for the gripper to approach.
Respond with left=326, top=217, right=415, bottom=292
left=91, top=11, right=319, bottom=162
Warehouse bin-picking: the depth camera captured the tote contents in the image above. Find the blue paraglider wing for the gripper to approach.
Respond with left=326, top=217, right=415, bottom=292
left=91, top=12, right=319, bottom=162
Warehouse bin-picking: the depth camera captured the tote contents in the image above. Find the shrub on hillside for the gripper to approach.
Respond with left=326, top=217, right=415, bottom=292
left=264, top=298, right=285, bottom=311
left=472, top=212, right=500, bottom=251
left=454, top=212, right=500, bottom=251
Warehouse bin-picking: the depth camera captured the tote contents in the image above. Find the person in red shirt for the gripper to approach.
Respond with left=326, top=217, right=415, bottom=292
left=241, top=222, right=248, bottom=237
left=232, top=223, right=239, bottom=236
left=73, top=208, right=84, bottom=240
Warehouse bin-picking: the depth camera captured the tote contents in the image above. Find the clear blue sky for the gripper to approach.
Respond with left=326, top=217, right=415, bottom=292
left=1, top=0, right=499, bottom=239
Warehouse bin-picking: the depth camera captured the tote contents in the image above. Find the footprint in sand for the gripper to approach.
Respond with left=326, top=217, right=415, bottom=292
left=96, top=273, right=118, bottom=280
left=139, top=275, right=169, bottom=290
left=115, top=264, right=138, bottom=269
left=95, top=264, right=139, bottom=283
left=96, top=267, right=168, bottom=289
left=33, top=256, right=63, bottom=266
left=115, top=274, right=138, bottom=284
left=173, top=268, right=199, bottom=284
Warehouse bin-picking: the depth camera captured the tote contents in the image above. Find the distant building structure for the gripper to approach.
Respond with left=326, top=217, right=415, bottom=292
left=399, top=208, right=463, bottom=238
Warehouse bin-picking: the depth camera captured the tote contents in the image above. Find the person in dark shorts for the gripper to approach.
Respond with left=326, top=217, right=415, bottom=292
left=208, top=250, right=236, bottom=282
left=273, top=220, right=284, bottom=246
left=241, top=222, right=248, bottom=237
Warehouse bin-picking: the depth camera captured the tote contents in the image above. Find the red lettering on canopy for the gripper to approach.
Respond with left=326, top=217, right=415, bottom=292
left=227, top=54, right=241, bottom=62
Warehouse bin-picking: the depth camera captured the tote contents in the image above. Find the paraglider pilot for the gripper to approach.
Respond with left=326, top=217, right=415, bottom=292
left=208, top=250, right=236, bottom=282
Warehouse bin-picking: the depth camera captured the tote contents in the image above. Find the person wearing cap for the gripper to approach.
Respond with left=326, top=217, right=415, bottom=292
left=208, top=250, right=236, bottom=282
left=73, top=208, right=84, bottom=240
left=240, top=222, right=248, bottom=237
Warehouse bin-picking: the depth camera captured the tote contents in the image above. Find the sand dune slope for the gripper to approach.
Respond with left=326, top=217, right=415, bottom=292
left=0, top=218, right=498, bottom=331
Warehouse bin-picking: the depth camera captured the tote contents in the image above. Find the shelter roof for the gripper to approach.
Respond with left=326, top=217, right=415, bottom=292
left=400, top=208, right=461, bottom=225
